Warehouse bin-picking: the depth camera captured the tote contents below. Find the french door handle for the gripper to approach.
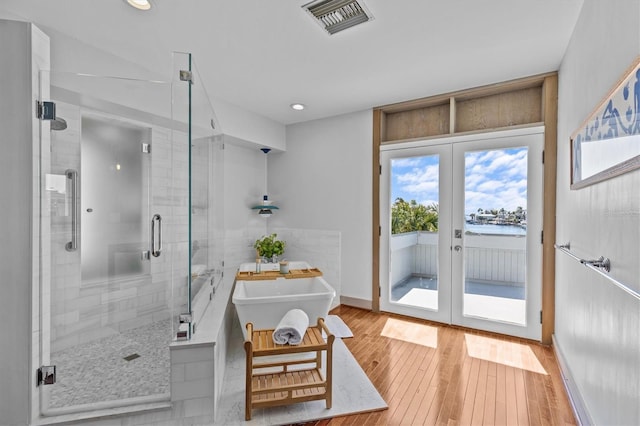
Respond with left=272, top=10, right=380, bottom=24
left=454, top=245, right=463, bottom=252
left=151, top=214, right=162, bottom=257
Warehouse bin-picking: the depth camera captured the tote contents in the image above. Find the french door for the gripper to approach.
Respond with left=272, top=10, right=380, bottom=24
left=380, top=127, right=543, bottom=340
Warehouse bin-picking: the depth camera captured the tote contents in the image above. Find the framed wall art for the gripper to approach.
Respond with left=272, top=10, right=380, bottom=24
left=571, top=56, right=640, bottom=189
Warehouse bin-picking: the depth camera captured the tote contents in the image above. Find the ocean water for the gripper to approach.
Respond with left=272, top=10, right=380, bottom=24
left=465, top=223, right=526, bottom=236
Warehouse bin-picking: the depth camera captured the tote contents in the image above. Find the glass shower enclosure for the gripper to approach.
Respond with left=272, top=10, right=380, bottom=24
left=37, top=52, right=223, bottom=415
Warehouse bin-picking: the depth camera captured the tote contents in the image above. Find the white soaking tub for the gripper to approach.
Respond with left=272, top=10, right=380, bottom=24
left=233, top=275, right=335, bottom=338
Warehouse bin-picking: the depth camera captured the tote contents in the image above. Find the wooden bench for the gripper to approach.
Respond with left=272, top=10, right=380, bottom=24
left=243, top=318, right=334, bottom=420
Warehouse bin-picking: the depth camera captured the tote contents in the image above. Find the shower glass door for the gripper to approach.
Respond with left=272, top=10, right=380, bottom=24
left=172, top=52, right=224, bottom=338
left=38, top=67, right=192, bottom=414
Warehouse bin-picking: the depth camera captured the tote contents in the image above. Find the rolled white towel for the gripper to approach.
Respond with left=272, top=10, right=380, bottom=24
left=272, top=309, right=309, bottom=345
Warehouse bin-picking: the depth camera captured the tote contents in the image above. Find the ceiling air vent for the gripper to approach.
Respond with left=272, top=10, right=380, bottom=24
left=303, top=0, right=374, bottom=35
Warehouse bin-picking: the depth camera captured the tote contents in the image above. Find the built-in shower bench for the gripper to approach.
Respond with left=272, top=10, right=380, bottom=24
left=169, top=273, right=236, bottom=421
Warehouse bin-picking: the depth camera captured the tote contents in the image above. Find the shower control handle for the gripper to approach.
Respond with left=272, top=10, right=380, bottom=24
left=151, top=214, right=162, bottom=257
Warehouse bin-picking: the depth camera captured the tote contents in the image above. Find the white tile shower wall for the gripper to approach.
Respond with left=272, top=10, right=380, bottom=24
left=224, top=227, right=268, bottom=271
left=103, top=298, right=236, bottom=425
left=213, top=301, right=235, bottom=415
left=166, top=127, right=191, bottom=326
left=208, top=137, right=225, bottom=284
left=31, top=283, right=239, bottom=426
left=45, top=105, right=189, bottom=353
left=48, top=101, right=81, bottom=352
left=191, top=137, right=210, bottom=271
left=170, top=345, right=215, bottom=406
left=272, top=228, right=342, bottom=308
left=190, top=135, right=225, bottom=302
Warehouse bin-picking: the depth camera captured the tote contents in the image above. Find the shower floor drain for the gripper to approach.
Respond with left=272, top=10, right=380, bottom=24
left=123, top=353, right=141, bottom=361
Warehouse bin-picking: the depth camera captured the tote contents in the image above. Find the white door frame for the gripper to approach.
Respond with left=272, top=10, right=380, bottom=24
left=451, top=131, right=543, bottom=340
left=380, top=126, right=544, bottom=340
left=380, top=142, right=453, bottom=324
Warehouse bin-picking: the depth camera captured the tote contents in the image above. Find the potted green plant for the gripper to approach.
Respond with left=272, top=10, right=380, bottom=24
left=254, top=233, right=285, bottom=263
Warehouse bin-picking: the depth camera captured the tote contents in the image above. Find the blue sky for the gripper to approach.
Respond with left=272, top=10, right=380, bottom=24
left=391, top=147, right=528, bottom=215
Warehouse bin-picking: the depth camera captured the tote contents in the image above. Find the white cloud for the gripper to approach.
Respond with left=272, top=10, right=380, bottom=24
left=465, top=188, right=526, bottom=214
left=476, top=179, right=504, bottom=193
left=396, top=164, right=439, bottom=184
left=393, top=160, right=440, bottom=201
left=463, top=147, right=528, bottom=213
left=392, top=157, right=424, bottom=168
left=467, top=148, right=527, bottom=176
left=403, top=180, right=439, bottom=194
left=392, top=147, right=529, bottom=213
left=465, top=171, right=484, bottom=190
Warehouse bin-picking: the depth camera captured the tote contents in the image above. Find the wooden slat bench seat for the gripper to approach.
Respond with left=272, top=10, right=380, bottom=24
left=244, top=318, right=334, bottom=420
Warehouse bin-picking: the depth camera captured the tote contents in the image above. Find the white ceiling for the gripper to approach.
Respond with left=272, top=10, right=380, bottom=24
left=0, top=0, right=583, bottom=125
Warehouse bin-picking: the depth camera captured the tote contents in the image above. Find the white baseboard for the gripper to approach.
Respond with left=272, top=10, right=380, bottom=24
left=552, top=334, right=593, bottom=426
left=339, top=296, right=372, bottom=310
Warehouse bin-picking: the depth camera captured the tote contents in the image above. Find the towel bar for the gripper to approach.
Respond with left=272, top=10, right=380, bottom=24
left=555, top=242, right=640, bottom=301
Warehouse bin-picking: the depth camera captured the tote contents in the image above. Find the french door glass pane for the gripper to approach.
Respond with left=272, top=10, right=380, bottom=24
left=462, top=147, right=528, bottom=325
left=389, top=155, right=440, bottom=311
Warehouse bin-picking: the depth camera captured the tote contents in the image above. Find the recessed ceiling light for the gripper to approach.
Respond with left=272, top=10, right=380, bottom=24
left=126, top=0, right=151, bottom=11
left=290, top=103, right=306, bottom=111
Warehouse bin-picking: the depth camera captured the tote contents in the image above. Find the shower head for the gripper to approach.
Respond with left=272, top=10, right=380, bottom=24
left=51, top=117, right=67, bottom=131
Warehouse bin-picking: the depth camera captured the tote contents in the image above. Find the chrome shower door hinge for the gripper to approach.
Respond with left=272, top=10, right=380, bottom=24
left=37, top=365, right=56, bottom=386
left=179, top=313, right=193, bottom=324
left=179, top=70, right=193, bottom=83
left=35, top=100, right=56, bottom=120
left=177, top=313, right=193, bottom=341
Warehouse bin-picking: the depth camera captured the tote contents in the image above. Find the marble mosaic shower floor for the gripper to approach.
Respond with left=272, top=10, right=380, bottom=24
left=49, top=319, right=171, bottom=408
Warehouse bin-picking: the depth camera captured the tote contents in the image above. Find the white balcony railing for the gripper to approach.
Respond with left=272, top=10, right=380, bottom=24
left=391, top=231, right=526, bottom=287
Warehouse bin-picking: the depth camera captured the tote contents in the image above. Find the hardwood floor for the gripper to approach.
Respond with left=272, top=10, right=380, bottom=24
left=301, top=305, right=576, bottom=426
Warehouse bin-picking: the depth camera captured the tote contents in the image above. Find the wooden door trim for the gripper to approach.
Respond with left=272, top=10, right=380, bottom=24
left=371, top=73, right=558, bottom=343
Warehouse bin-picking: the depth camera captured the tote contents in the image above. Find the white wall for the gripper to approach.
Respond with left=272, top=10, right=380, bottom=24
left=222, top=140, right=268, bottom=274
left=555, top=1, right=640, bottom=424
left=0, top=20, right=49, bottom=426
left=269, top=110, right=373, bottom=302
left=214, top=100, right=286, bottom=152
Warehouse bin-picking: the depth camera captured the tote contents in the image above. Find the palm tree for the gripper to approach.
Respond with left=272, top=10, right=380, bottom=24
left=391, top=198, right=439, bottom=234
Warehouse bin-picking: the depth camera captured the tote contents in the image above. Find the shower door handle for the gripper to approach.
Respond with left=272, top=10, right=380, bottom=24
left=151, top=214, right=162, bottom=257
left=65, top=169, right=79, bottom=252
